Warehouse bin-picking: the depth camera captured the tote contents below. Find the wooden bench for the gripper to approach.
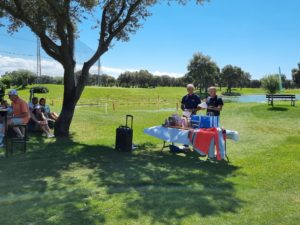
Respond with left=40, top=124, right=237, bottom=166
left=266, top=94, right=296, bottom=107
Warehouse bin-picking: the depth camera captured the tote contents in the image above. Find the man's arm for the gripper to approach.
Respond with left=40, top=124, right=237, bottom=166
left=195, top=96, right=201, bottom=111
left=207, top=98, right=224, bottom=112
left=181, top=104, right=185, bottom=111
left=181, top=96, right=186, bottom=111
left=29, top=111, right=40, bottom=123
left=207, top=105, right=223, bottom=112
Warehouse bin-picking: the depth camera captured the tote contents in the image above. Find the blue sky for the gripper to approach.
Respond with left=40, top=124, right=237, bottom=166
left=1, top=0, right=300, bottom=78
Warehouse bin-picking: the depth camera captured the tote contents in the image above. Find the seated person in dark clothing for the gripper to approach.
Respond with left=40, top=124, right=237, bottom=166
left=181, top=84, right=201, bottom=117
left=28, top=97, right=39, bottom=132
left=206, top=86, right=224, bottom=116
left=29, top=105, right=54, bottom=138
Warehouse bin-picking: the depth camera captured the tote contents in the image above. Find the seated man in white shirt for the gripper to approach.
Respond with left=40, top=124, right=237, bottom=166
left=28, top=97, right=39, bottom=112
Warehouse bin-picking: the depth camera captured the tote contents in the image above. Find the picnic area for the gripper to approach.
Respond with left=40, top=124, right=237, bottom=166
left=0, top=85, right=299, bottom=225
left=1, top=0, right=300, bottom=224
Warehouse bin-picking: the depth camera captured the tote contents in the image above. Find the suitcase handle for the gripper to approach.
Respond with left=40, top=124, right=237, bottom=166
left=126, top=115, right=133, bottom=129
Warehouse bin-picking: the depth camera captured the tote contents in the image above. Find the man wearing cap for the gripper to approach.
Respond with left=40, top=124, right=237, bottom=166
left=206, top=86, right=224, bottom=116
left=181, top=84, right=201, bottom=117
left=8, top=89, right=30, bottom=137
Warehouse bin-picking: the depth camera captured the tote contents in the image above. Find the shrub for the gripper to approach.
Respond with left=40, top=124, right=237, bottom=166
left=261, top=75, right=280, bottom=94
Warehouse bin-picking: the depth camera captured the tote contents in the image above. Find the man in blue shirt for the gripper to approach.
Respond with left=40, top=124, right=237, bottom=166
left=206, top=86, right=224, bottom=116
left=181, top=84, right=201, bottom=116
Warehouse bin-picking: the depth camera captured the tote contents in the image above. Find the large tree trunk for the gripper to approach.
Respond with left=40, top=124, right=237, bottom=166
left=54, top=99, right=76, bottom=137
left=54, top=64, right=78, bottom=137
left=54, top=68, right=90, bottom=137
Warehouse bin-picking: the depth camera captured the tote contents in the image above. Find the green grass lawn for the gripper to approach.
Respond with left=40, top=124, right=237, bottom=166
left=0, top=85, right=299, bottom=225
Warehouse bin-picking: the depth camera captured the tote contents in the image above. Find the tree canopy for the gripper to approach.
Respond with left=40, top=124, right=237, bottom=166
left=186, top=52, right=219, bottom=93
left=2, top=69, right=36, bottom=88
left=0, top=0, right=208, bottom=136
left=221, top=65, right=249, bottom=93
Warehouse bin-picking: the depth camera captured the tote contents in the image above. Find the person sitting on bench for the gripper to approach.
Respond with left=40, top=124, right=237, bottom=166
left=39, top=98, right=58, bottom=121
left=28, top=97, right=39, bottom=112
left=32, top=105, right=54, bottom=138
left=8, top=90, right=30, bottom=138
left=28, top=97, right=39, bottom=132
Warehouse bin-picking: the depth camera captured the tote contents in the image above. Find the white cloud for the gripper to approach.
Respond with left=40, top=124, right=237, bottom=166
left=88, top=65, right=138, bottom=76
left=0, top=55, right=63, bottom=76
left=152, top=70, right=183, bottom=77
left=0, top=55, right=183, bottom=78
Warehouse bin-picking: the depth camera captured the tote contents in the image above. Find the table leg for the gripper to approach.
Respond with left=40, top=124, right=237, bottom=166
left=225, top=138, right=230, bottom=162
left=161, top=141, right=167, bottom=151
left=161, top=141, right=176, bottom=152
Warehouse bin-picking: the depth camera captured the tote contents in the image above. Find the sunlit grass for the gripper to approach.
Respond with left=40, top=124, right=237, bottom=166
left=0, top=85, right=299, bottom=225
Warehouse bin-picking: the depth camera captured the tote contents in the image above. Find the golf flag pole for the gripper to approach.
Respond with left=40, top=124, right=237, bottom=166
left=278, top=66, right=283, bottom=91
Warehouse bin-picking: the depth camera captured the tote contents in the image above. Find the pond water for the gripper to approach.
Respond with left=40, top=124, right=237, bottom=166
left=223, top=94, right=300, bottom=103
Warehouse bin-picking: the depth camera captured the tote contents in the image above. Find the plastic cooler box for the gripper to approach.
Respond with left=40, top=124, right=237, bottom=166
left=190, top=115, right=220, bottom=128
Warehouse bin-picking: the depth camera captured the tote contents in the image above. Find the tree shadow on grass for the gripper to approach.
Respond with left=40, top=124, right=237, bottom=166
left=268, top=107, right=289, bottom=112
left=0, top=138, right=243, bottom=225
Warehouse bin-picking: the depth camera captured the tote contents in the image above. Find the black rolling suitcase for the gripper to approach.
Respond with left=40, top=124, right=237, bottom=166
left=115, top=115, right=133, bottom=152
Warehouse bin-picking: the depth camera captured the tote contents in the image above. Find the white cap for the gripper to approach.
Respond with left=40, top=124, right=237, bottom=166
left=34, top=105, right=42, bottom=110
left=8, top=89, right=18, bottom=96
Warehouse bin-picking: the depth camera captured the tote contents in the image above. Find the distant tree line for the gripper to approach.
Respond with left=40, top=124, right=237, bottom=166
left=0, top=70, right=63, bottom=88
left=1, top=58, right=300, bottom=91
left=185, top=52, right=299, bottom=94
left=75, top=70, right=188, bottom=88
left=116, top=70, right=188, bottom=88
